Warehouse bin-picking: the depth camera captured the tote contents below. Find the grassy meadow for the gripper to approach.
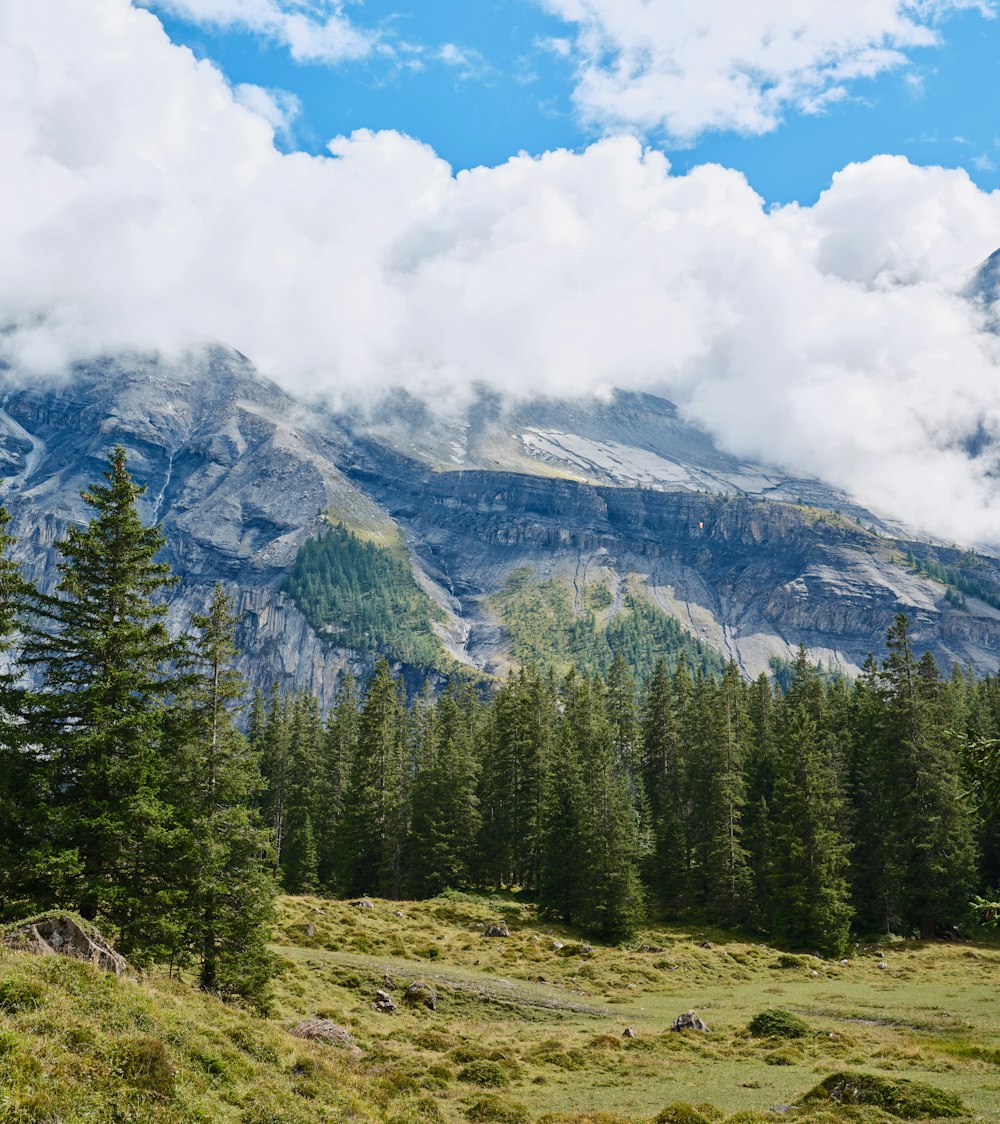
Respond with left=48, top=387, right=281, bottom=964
left=2, top=893, right=999, bottom=1122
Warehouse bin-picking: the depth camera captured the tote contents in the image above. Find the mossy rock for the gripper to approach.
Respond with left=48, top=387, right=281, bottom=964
left=748, top=1008, right=810, bottom=1039
left=801, top=1071, right=968, bottom=1119
left=654, top=1103, right=713, bottom=1124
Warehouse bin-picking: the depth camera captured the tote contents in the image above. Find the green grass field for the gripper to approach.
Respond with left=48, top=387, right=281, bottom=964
left=2, top=894, right=999, bottom=1122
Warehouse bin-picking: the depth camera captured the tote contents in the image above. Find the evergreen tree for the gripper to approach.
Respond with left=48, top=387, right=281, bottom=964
left=340, top=658, right=408, bottom=897
left=167, top=584, right=276, bottom=1008
left=640, top=660, right=686, bottom=913
left=408, top=684, right=481, bottom=896
left=881, top=620, right=976, bottom=936
left=769, top=651, right=853, bottom=956
left=0, top=505, right=40, bottom=918
left=316, top=671, right=359, bottom=890
left=21, top=448, right=183, bottom=952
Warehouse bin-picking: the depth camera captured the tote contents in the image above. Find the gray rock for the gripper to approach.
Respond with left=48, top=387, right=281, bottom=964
left=2, top=913, right=128, bottom=976
left=373, top=988, right=396, bottom=1013
left=622, top=1027, right=637, bottom=1039
left=288, top=1020, right=361, bottom=1059
left=670, top=1010, right=709, bottom=1032
left=354, top=899, right=376, bottom=910
left=484, top=924, right=510, bottom=938
left=404, top=981, right=437, bottom=1010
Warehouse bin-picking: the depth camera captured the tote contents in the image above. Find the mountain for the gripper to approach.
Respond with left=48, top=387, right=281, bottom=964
left=3, top=345, right=1000, bottom=698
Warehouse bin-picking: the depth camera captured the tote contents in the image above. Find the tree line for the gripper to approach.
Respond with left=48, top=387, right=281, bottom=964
left=255, top=623, right=999, bottom=955
left=2, top=450, right=999, bottom=1002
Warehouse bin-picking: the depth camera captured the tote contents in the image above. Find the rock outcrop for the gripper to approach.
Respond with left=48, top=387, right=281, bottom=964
left=3, top=346, right=1000, bottom=698
left=2, top=913, right=128, bottom=976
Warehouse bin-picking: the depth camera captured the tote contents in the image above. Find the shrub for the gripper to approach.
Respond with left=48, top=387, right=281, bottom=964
left=654, top=1103, right=712, bottom=1124
left=801, top=1072, right=968, bottom=1118
left=459, top=1060, right=512, bottom=1088
left=113, top=1035, right=175, bottom=1097
left=466, top=1093, right=532, bottom=1123
left=747, top=1009, right=810, bottom=1039
left=0, top=976, right=46, bottom=1013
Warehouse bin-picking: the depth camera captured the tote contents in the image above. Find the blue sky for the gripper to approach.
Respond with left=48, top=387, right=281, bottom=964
left=151, top=0, right=1000, bottom=204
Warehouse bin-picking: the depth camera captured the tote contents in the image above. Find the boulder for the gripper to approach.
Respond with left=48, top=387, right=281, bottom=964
left=353, top=899, right=376, bottom=910
left=622, top=1027, right=638, bottom=1039
left=373, top=988, right=396, bottom=1013
left=2, top=913, right=128, bottom=977
left=484, top=924, right=510, bottom=938
left=289, top=1020, right=362, bottom=1059
left=670, top=1010, right=709, bottom=1032
left=405, top=981, right=437, bottom=1010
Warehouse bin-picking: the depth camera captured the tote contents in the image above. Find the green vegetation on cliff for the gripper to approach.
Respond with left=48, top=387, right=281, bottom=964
left=284, top=521, right=447, bottom=670
left=496, top=569, right=726, bottom=682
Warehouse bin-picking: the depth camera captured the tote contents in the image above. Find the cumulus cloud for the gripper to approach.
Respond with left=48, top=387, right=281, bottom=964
left=537, top=0, right=994, bottom=142
left=4, top=0, right=1000, bottom=544
left=138, top=0, right=379, bottom=64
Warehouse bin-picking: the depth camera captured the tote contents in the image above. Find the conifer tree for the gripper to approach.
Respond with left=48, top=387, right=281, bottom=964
left=881, top=620, right=976, bottom=936
left=0, top=505, right=39, bottom=917
left=340, top=658, right=408, bottom=897
left=769, top=651, right=852, bottom=956
left=21, top=447, right=183, bottom=950
left=408, top=684, right=481, bottom=895
left=640, top=660, right=687, bottom=913
left=317, top=671, right=359, bottom=890
left=167, top=584, right=276, bottom=1008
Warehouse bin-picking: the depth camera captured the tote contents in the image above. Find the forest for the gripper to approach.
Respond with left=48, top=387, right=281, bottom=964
left=2, top=449, right=1000, bottom=1015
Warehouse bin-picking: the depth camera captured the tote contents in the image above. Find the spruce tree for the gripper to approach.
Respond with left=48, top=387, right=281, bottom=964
left=167, top=584, right=276, bottom=1007
left=769, top=651, right=853, bottom=956
left=340, top=658, right=408, bottom=897
left=21, top=447, right=183, bottom=951
left=0, top=505, right=39, bottom=917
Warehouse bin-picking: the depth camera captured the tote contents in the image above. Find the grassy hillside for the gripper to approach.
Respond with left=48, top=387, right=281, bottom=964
left=496, top=569, right=727, bottom=682
left=284, top=521, right=449, bottom=671
left=3, top=895, right=999, bottom=1122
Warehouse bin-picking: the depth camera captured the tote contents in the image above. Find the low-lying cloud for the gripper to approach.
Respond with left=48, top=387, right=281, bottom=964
left=4, top=0, right=1000, bottom=544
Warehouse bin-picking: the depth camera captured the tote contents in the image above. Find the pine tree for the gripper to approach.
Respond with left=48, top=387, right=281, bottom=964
left=21, top=447, right=184, bottom=951
left=769, top=650, right=853, bottom=956
left=340, top=658, right=408, bottom=897
left=880, top=619, right=976, bottom=936
left=408, top=684, right=481, bottom=896
left=166, top=584, right=276, bottom=1008
left=0, top=504, right=40, bottom=918
left=640, top=660, right=687, bottom=913
left=316, top=671, right=359, bottom=890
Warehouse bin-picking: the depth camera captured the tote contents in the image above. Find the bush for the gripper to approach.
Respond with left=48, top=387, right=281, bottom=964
left=0, top=976, right=46, bottom=1013
left=770, top=953, right=808, bottom=970
left=458, top=1060, right=512, bottom=1088
left=801, top=1071, right=968, bottom=1118
left=466, top=1093, right=532, bottom=1123
left=747, top=1009, right=810, bottom=1039
left=113, top=1035, right=175, bottom=1097
left=654, top=1104, right=712, bottom=1124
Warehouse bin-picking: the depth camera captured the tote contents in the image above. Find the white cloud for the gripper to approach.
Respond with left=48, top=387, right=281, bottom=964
left=234, top=83, right=301, bottom=143
left=537, top=0, right=994, bottom=142
left=5, top=0, right=1000, bottom=544
left=138, top=0, right=379, bottom=64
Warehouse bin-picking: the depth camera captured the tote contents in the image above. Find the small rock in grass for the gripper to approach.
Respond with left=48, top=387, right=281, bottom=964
left=353, top=899, right=375, bottom=910
left=404, top=981, right=437, bottom=1010
left=622, top=1027, right=637, bottom=1038
left=373, top=989, right=396, bottom=1013
left=484, top=924, right=510, bottom=938
left=550, top=940, right=564, bottom=951
left=670, top=1010, right=709, bottom=1032
left=289, top=1020, right=362, bottom=1059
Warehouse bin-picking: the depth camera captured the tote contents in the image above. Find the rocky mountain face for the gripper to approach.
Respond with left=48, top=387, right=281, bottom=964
left=3, top=344, right=1000, bottom=701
